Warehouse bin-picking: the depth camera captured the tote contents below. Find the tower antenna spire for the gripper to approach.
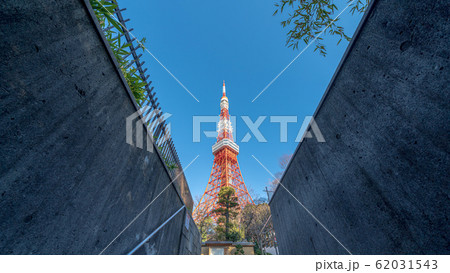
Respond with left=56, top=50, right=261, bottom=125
left=223, top=80, right=226, bottom=96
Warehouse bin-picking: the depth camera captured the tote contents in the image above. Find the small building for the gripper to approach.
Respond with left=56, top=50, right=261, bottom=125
left=201, top=241, right=255, bottom=255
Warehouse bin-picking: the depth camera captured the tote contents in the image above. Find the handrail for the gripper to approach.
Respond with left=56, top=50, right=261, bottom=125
left=127, top=205, right=186, bottom=255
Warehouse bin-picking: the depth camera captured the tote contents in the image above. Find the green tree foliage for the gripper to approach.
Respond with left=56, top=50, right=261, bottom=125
left=214, top=216, right=244, bottom=242
left=252, top=241, right=272, bottom=255
left=273, top=0, right=369, bottom=56
left=89, top=0, right=147, bottom=104
left=233, top=244, right=245, bottom=255
left=212, top=187, right=243, bottom=241
left=253, top=241, right=263, bottom=255
left=198, top=217, right=215, bottom=242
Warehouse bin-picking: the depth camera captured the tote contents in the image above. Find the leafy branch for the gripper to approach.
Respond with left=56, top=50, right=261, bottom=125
left=273, top=0, right=369, bottom=56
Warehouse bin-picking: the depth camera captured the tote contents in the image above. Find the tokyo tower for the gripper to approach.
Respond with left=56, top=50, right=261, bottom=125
left=193, top=81, right=253, bottom=223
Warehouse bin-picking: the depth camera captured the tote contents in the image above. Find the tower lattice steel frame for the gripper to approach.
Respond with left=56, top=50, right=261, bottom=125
left=193, top=82, right=253, bottom=223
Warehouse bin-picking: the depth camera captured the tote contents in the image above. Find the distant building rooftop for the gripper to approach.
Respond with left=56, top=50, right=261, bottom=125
left=201, top=241, right=255, bottom=255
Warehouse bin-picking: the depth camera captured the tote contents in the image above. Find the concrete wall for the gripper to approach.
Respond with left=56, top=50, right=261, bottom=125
left=270, top=0, right=449, bottom=255
left=0, top=0, right=200, bottom=254
left=178, top=212, right=203, bottom=255
left=130, top=208, right=201, bottom=255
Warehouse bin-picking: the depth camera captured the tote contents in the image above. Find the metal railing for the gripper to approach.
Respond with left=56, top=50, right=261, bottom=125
left=127, top=205, right=186, bottom=255
left=99, top=0, right=183, bottom=178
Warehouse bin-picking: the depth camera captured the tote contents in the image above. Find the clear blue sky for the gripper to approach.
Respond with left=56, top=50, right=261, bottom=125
left=119, top=0, right=364, bottom=201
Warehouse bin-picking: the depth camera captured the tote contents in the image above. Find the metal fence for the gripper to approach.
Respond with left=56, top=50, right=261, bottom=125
left=99, top=0, right=183, bottom=178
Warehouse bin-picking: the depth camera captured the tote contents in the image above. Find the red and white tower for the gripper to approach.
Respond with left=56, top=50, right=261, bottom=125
left=193, top=82, right=253, bottom=223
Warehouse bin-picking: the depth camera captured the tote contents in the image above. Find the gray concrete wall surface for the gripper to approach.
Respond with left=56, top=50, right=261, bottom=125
left=269, top=0, right=449, bottom=254
left=0, top=0, right=200, bottom=254
left=132, top=209, right=201, bottom=255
